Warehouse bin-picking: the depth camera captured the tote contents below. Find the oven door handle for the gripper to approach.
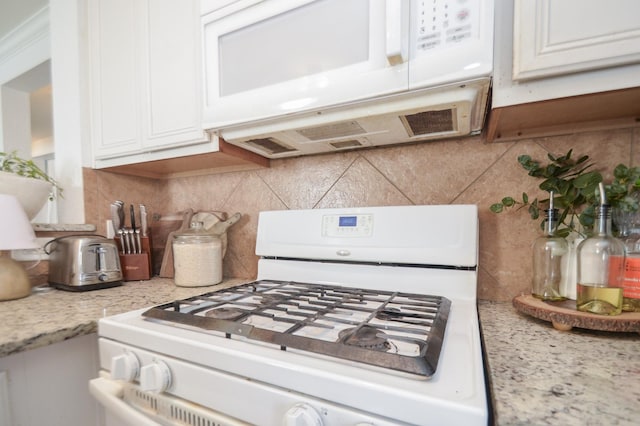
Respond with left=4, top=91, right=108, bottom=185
left=89, top=377, right=160, bottom=426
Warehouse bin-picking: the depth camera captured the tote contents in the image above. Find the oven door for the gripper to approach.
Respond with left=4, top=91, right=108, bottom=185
left=90, top=372, right=247, bottom=426
left=90, top=376, right=159, bottom=426
left=92, top=338, right=408, bottom=426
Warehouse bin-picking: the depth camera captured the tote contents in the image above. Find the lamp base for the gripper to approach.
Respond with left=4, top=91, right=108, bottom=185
left=0, top=257, right=32, bottom=301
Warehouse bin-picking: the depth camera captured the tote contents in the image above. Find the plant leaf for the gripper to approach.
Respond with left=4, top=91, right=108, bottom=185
left=502, top=197, right=516, bottom=207
left=573, top=171, right=602, bottom=189
left=613, top=164, right=628, bottom=180
left=490, top=203, right=504, bottom=213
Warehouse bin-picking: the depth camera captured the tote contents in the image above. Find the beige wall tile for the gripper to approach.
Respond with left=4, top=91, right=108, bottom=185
left=220, top=172, right=289, bottom=278
left=364, top=136, right=513, bottom=205
left=84, top=169, right=163, bottom=236
left=316, top=156, right=411, bottom=208
left=257, top=151, right=360, bottom=209
left=164, top=171, right=245, bottom=213
left=85, top=128, right=638, bottom=301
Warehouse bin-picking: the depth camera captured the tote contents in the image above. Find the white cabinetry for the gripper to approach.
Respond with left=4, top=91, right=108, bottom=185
left=488, top=0, right=640, bottom=142
left=0, top=334, right=101, bottom=426
left=513, top=0, right=640, bottom=81
left=89, top=0, right=207, bottom=166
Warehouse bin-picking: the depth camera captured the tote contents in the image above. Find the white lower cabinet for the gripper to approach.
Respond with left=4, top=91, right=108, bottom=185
left=0, top=334, right=101, bottom=426
left=89, top=0, right=208, bottom=166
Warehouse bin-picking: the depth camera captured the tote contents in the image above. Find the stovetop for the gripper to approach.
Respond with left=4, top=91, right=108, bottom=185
left=142, top=279, right=451, bottom=377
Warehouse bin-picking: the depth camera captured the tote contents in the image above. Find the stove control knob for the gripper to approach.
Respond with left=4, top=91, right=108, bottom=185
left=283, top=403, right=323, bottom=426
left=139, top=360, right=172, bottom=393
left=110, top=352, right=140, bottom=382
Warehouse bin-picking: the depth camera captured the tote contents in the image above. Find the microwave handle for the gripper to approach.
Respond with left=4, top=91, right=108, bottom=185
left=89, top=377, right=160, bottom=426
left=386, top=0, right=408, bottom=65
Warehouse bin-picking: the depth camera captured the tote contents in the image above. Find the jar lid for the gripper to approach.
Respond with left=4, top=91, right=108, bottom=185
left=173, top=234, right=219, bottom=243
left=173, top=221, right=221, bottom=242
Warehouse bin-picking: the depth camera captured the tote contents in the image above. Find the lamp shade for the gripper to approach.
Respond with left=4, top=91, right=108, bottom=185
left=0, top=194, right=39, bottom=250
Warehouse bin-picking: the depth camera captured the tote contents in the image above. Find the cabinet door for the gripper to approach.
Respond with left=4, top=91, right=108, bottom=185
left=143, top=0, right=205, bottom=149
left=90, top=0, right=206, bottom=161
left=89, top=0, right=143, bottom=158
left=513, top=0, right=640, bottom=81
left=0, top=334, right=100, bottom=426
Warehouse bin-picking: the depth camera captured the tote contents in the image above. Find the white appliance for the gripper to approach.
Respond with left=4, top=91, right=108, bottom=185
left=89, top=205, right=488, bottom=425
left=201, top=0, right=495, bottom=158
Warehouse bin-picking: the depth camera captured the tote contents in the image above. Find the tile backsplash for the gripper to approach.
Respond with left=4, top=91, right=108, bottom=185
left=84, top=128, right=638, bottom=301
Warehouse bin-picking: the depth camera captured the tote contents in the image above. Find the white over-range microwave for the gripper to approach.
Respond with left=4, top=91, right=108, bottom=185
left=202, top=0, right=494, bottom=158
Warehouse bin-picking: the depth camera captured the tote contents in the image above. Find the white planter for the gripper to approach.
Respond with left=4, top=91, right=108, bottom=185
left=0, top=171, right=53, bottom=220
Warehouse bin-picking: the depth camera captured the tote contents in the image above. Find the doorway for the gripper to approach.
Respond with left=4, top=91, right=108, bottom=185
left=1, top=59, right=57, bottom=222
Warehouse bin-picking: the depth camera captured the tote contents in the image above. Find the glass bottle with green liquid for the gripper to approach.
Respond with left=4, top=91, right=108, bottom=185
left=576, top=183, right=626, bottom=315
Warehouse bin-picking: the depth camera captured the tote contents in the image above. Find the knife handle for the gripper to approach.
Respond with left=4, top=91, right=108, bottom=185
left=117, top=229, right=125, bottom=254
left=121, top=229, right=130, bottom=254
left=140, top=204, right=148, bottom=237
left=130, top=204, right=137, bottom=232
left=135, top=229, right=142, bottom=254
left=110, top=204, right=121, bottom=232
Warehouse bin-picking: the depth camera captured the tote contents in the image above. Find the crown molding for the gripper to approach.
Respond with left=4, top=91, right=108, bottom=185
left=0, top=6, right=50, bottom=67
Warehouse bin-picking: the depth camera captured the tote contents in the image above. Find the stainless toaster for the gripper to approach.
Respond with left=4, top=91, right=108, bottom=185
left=46, top=235, right=123, bottom=291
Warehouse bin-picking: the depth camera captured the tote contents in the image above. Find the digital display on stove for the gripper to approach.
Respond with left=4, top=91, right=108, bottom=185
left=339, top=216, right=357, bottom=227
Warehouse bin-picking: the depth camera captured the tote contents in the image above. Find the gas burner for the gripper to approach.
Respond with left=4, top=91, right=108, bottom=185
left=259, top=294, right=287, bottom=305
left=339, top=325, right=390, bottom=350
left=205, top=307, right=247, bottom=320
left=144, top=280, right=451, bottom=377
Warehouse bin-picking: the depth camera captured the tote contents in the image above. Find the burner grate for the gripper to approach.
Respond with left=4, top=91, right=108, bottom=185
left=142, top=280, right=451, bottom=377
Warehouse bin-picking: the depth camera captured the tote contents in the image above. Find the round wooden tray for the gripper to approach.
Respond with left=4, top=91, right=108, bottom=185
left=513, top=294, right=640, bottom=333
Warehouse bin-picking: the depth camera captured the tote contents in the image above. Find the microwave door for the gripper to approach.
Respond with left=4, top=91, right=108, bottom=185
left=203, top=0, right=411, bottom=129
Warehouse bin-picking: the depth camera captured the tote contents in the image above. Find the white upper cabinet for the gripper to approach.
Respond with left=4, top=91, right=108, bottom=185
left=513, top=0, right=640, bottom=81
left=89, top=0, right=207, bottom=164
left=492, top=0, right=640, bottom=108
left=489, top=0, right=640, bottom=142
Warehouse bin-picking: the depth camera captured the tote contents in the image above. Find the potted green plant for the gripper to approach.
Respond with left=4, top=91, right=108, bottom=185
left=491, top=148, right=640, bottom=300
left=0, top=151, right=63, bottom=219
left=490, top=149, right=640, bottom=237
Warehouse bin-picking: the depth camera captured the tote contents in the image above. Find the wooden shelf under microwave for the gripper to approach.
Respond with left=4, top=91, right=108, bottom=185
left=486, top=86, right=640, bottom=142
left=98, top=139, right=270, bottom=179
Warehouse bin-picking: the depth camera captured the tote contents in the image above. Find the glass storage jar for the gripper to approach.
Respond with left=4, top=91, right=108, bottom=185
left=173, top=223, right=222, bottom=287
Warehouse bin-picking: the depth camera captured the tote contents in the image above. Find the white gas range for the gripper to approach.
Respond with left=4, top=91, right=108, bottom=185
left=90, top=205, right=488, bottom=425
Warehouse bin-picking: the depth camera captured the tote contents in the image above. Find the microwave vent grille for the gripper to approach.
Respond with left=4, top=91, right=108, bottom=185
left=329, top=139, right=365, bottom=150
left=245, top=138, right=297, bottom=155
left=402, top=109, right=455, bottom=136
left=297, top=121, right=365, bottom=141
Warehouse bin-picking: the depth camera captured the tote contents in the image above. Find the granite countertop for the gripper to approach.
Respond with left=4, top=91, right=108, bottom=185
left=2, top=282, right=639, bottom=424
left=32, top=223, right=97, bottom=232
left=479, top=301, right=640, bottom=425
left=0, top=278, right=248, bottom=357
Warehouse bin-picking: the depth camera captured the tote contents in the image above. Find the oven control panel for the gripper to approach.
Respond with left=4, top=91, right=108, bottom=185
left=321, top=214, right=373, bottom=238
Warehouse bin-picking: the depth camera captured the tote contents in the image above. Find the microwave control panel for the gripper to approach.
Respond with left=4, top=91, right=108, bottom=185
left=415, top=0, right=479, bottom=52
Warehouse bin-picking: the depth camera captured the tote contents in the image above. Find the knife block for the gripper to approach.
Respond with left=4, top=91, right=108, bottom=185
left=115, top=236, right=152, bottom=281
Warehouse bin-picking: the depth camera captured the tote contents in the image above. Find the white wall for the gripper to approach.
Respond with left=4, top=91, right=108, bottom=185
left=49, top=0, right=88, bottom=224
left=0, top=86, right=31, bottom=156
left=0, top=7, right=49, bottom=87
left=0, top=2, right=88, bottom=225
